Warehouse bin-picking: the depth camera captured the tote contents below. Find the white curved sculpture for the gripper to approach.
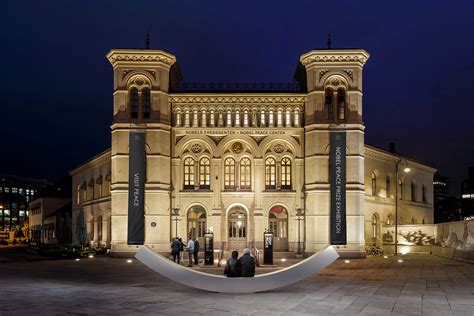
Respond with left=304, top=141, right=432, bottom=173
left=135, top=245, right=339, bottom=293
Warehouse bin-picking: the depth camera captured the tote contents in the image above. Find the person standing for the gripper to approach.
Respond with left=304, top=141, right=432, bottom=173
left=171, top=237, right=181, bottom=263
left=193, top=237, right=200, bottom=266
left=186, top=237, right=195, bottom=267
left=178, top=237, right=185, bottom=264
left=239, top=248, right=256, bottom=277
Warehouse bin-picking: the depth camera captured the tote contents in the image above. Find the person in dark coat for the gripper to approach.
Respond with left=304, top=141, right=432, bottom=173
left=171, top=237, right=181, bottom=263
left=193, top=237, right=200, bottom=265
left=224, top=251, right=242, bottom=277
left=178, top=237, right=185, bottom=264
left=239, top=248, right=255, bottom=277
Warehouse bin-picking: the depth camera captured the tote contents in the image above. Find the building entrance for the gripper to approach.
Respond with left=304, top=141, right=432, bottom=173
left=187, top=205, right=207, bottom=246
left=227, top=206, right=247, bottom=250
left=268, top=205, right=288, bottom=251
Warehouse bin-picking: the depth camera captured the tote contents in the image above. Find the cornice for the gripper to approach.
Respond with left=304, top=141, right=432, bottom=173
left=106, top=49, right=176, bottom=67
left=300, top=49, right=370, bottom=67
left=169, top=95, right=307, bottom=105
left=69, top=149, right=111, bottom=176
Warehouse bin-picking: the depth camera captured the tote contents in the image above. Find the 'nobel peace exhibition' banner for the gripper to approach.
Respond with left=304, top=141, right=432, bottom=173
left=330, top=132, right=346, bottom=245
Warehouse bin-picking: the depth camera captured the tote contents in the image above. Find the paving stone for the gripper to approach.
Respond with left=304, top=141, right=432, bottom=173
left=0, top=250, right=473, bottom=315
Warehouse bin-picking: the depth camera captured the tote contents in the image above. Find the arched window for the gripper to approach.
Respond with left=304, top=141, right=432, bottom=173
left=260, top=110, right=266, bottom=127
left=372, top=214, right=378, bottom=238
left=386, top=176, right=391, bottom=198
left=76, top=185, right=81, bottom=205
left=265, top=157, right=276, bottom=189
left=337, top=88, right=345, bottom=120
left=422, top=184, right=427, bottom=203
left=285, top=109, right=291, bottom=127
left=226, top=110, right=232, bottom=127
left=142, top=88, right=151, bottom=119
left=411, top=182, right=417, bottom=201
left=398, top=178, right=403, bottom=200
left=371, top=172, right=377, bottom=196
left=240, top=158, right=251, bottom=190
left=224, top=158, right=235, bottom=190
left=129, top=87, right=139, bottom=119
left=184, top=157, right=195, bottom=189
left=281, top=157, right=292, bottom=190
left=199, top=157, right=210, bottom=189
left=324, top=88, right=334, bottom=120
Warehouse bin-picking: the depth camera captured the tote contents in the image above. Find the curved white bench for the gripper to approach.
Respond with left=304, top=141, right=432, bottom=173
left=135, top=245, right=339, bottom=293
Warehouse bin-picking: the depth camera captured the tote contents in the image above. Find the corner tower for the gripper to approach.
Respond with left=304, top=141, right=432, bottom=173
left=299, top=49, right=369, bottom=258
left=106, top=49, right=180, bottom=254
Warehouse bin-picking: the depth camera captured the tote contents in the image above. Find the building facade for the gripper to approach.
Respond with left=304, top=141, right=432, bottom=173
left=70, top=48, right=436, bottom=258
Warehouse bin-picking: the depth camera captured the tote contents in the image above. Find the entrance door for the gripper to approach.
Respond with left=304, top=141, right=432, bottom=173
left=269, top=206, right=288, bottom=251
left=187, top=206, right=207, bottom=247
left=228, top=206, right=247, bottom=250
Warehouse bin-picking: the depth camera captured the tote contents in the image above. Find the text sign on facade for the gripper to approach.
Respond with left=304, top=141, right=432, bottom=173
left=330, top=132, right=347, bottom=245
left=127, top=131, right=146, bottom=245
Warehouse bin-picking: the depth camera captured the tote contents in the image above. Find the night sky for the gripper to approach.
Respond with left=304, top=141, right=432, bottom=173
left=2, top=1, right=473, bottom=195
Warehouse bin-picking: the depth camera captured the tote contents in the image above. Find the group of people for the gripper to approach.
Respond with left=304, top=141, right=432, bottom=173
left=224, top=248, right=255, bottom=277
left=171, top=236, right=200, bottom=267
left=170, top=237, right=256, bottom=278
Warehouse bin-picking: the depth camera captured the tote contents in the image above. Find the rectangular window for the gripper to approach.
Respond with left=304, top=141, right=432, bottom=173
left=19, top=188, right=24, bottom=195
left=12, top=188, right=18, bottom=194
left=5, top=187, right=10, bottom=193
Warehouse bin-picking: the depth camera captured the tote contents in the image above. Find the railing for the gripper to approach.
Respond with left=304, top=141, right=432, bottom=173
left=170, top=82, right=306, bottom=93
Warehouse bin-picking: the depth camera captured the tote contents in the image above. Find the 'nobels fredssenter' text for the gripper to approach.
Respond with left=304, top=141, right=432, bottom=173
left=184, top=130, right=286, bottom=136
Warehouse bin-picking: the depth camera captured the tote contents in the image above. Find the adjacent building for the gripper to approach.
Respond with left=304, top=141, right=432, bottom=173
left=70, top=47, right=436, bottom=258
left=0, top=174, right=51, bottom=232
left=461, top=167, right=474, bottom=219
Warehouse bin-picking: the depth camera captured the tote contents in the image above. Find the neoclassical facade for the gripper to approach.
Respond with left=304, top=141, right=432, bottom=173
left=70, top=47, right=436, bottom=258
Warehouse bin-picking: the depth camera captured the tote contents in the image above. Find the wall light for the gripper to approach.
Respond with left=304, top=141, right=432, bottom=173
left=383, top=255, right=388, bottom=259
left=400, top=246, right=410, bottom=255
left=88, top=255, right=94, bottom=258
left=126, top=259, right=132, bottom=263
left=75, top=258, right=80, bottom=262
left=344, top=260, right=350, bottom=263
left=403, top=167, right=411, bottom=173
left=398, top=259, right=403, bottom=263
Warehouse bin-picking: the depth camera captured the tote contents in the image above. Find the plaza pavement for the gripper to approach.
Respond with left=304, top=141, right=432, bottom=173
left=0, top=249, right=473, bottom=315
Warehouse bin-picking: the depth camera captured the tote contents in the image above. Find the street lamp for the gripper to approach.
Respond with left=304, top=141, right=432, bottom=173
left=172, top=207, right=180, bottom=238
left=395, top=160, right=411, bottom=256
left=295, top=208, right=304, bottom=255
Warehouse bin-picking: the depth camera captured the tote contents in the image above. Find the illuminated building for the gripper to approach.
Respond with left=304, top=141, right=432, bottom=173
left=70, top=47, right=436, bottom=257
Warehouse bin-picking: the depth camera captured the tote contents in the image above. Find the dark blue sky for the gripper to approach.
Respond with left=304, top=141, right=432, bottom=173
left=2, top=1, right=473, bottom=195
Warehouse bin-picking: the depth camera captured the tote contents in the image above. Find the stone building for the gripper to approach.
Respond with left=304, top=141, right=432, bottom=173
left=69, top=47, right=436, bottom=258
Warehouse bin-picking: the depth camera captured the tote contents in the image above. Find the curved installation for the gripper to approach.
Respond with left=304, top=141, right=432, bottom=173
left=135, top=245, right=339, bottom=293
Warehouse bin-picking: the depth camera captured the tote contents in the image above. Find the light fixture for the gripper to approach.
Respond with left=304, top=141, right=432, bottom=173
left=403, top=167, right=411, bottom=173
left=344, top=260, right=350, bottom=264
left=126, top=259, right=132, bottom=263
left=75, top=258, right=80, bottom=262
left=383, top=255, right=388, bottom=259
left=88, top=255, right=94, bottom=258
left=281, top=258, right=287, bottom=262
left=400, top=246, right=410, bottom=255
left=237, top=220, right=242, bottom=228
left=221, top=259, right=227, bottom=265
left=398, top=259, right=403, bottom=263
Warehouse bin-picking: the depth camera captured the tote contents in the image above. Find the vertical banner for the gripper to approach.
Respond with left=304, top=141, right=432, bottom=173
left=127, top=131, right=146, bottom=245
left=330, top=132, right=346, bottom=245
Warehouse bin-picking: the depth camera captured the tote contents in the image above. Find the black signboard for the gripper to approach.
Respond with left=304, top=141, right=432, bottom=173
left=263, top=231, right=273, bottom=265
left=330, top=131, right=347, bottom=245
left=127, top=131, right=146, bottom=245
left=204, top=231, right=214, bottom=265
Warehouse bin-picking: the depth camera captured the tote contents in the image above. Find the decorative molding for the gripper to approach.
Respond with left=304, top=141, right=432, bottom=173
left=208, top=135, right=225, bottom=146
left=107, top=50, right=176, bottom=67
left=250, top=135, right=267, bottom=145
left=169, top=96, right=306, bottom=105
left=319, top=70, right=330, bottom=82
left=342, top=70, right=354, bottom=80
left=300, top=51, right=369, bottom=66
left=191, top=143, right=203, bottom=154
left=146, top=69, right=157, bottom=79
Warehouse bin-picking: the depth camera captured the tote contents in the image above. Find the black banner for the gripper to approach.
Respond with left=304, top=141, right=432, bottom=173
left=330, top=132, right=346, bottom=245
left=127, top=131, right=146, bottom=245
